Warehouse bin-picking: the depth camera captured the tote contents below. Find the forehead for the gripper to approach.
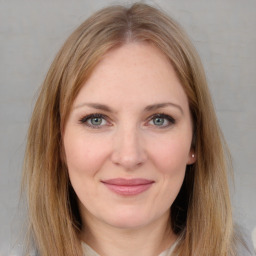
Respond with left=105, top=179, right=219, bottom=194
left=73, top=42, right=189, bottom=110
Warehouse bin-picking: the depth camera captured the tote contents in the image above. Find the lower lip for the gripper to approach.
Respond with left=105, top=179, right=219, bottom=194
left=102, top=183, right=153, bottom=196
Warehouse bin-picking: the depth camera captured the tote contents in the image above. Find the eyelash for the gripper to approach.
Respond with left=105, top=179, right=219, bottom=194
left=79, top=113, right=110, bottom=129
left=147, top=113, right=176, bottom=128
left=79, top=113, right=176, bottom=129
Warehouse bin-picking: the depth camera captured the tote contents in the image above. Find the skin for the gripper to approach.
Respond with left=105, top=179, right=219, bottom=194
left=63, top=42, right=196, bottom=256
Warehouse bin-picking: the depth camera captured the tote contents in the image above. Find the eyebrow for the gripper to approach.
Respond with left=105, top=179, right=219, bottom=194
left=144, top=103, right=183, bottom=114
left=74, top=103, right=114, bottom=112
left=74, top=102, right=183, bottom=114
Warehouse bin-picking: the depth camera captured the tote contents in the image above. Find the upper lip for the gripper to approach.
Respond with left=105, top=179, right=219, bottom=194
left=101, top=178, right=154, bottom=186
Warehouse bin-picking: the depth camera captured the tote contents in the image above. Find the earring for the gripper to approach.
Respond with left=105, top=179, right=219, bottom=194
left=192, top=154, right=195, bottom=158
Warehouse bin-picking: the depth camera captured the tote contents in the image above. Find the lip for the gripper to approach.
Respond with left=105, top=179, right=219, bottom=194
left=101, top=178, right=154, bottom=196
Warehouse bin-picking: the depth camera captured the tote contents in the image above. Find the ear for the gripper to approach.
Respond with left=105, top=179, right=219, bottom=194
left=187, top=150, right=196, bottom=165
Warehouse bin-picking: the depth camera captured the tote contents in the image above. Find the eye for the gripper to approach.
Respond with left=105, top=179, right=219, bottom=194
left=148, top=114, right=175, bottom=128
left=79, top=114, right=109, bottom=128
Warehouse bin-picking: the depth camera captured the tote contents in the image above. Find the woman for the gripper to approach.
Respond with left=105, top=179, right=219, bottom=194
left=22, top=3, right=250, bottom=256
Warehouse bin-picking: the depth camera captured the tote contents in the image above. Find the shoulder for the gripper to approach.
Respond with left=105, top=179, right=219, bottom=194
left=234, top=225, right=255, bottom=256
left=81, top=242, right=100, bottom=256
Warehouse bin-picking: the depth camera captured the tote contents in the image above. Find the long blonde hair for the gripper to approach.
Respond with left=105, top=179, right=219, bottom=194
left=23, top=3, right=236, bottom=255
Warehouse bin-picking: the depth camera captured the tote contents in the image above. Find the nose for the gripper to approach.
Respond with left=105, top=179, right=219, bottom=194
left=111, top=126, right=147, bottom=170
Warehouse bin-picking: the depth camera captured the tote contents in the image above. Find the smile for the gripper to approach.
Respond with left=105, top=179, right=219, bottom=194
left=101, top=178, right=155, bottom=196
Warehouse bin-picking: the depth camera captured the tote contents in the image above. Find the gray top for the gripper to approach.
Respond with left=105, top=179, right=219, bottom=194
left=82, top=240, right=179, bottom=256
left=82, top=239, right=255, bottom=256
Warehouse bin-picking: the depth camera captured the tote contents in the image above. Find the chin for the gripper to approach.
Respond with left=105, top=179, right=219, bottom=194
left=102, top=207, right=155, bottom=230
left=108, top=217, right=150, bottom=230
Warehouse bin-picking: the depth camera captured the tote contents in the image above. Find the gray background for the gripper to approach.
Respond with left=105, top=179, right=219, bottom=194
left=0, top=0, right=255, bottom=255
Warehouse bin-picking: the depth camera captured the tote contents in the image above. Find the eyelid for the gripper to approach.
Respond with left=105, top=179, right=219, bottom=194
left=79, top=113, right=111, bottom=128
left=78, top=112, right=175, bottom=129
left=146, top=113, right=176, bottom=128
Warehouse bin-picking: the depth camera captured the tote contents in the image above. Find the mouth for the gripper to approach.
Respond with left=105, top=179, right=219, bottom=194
left=101, top=178, right=155, bottom=196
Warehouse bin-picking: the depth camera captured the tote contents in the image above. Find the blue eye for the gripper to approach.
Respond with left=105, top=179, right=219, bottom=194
left=79, top=114, right=108, bottom=128
left=90, top=117, right=103, bottom=126
left=149, top=114, right=175, bottom=128
left=153, top=117, right=166, bottom=126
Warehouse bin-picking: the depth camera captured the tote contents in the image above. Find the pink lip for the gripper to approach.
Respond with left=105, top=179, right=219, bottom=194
left=101, top=178, right=154, bottom=196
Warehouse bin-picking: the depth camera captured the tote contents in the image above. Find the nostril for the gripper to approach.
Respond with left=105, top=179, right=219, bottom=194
left=111, top=152, right=146, bottom=169
left=111, top=130, right=147, bottom=168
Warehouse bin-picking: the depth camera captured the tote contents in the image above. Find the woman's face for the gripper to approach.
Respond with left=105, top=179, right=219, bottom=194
left=63, top=43, right=195, bottom=231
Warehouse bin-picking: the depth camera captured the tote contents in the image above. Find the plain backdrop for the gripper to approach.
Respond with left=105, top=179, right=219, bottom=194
left=0, top=0, right=255, bottom=255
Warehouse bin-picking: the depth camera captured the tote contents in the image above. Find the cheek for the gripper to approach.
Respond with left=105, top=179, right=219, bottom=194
left=64, top=131, right=110, bottom=177
left=148, top=133, right=191, bottom=176
left=63, top=132, right=110, bottom=203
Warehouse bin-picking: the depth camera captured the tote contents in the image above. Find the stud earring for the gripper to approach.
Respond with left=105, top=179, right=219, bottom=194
left=192, top=154, right=195, bottom=158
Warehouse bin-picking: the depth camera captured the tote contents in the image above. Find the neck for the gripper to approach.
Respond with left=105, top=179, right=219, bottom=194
left=80, top=211, right=177, bottom=256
